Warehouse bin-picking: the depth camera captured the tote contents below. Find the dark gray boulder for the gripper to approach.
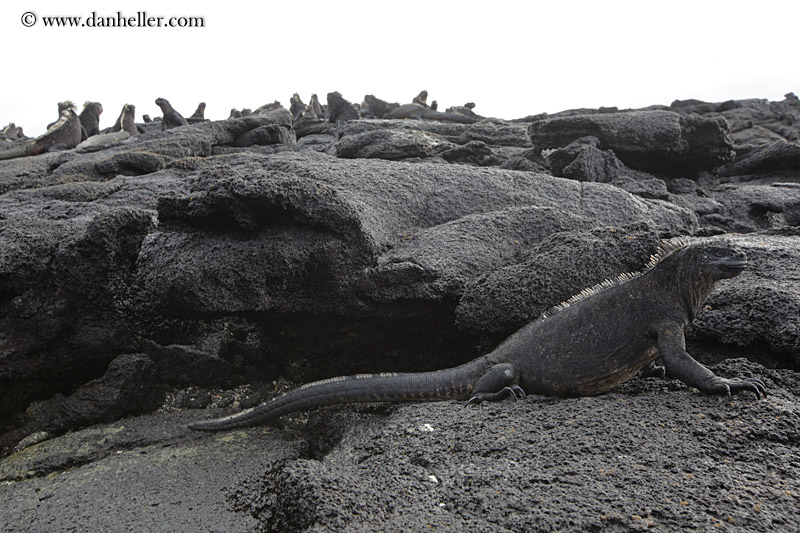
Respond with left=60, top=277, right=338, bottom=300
left=718, top=94, right=800, bottom=153
left=330, top=118, right=529, bottom=167
left=335, top=118, right=531, bottom=148
left=690, top=182, right=800, bottom=233
left=455, top=225, right=663, bottom=336
left=669, top=98, right=725, bottom=115
left=334, top=129, right=501, bottom=166
left=529, top=110, right=735, bottom=176
left=134, top=152, right=698, bottom=322
left=297, top=132, right=337, bottom=153
left=365, top=207, right=594, bottom=303
left=4, top=353, right=162, bottom=450
left=229, top=123, right=296, bottom=147
left=547, top=135, right=669, bottom=199
left=335, top=128, right=452, bottom=161
left=136, top=167, right=376, bottom=318
left=439, top=140, right=499, bottom=166
left=718, top=140, right=800, bottom=180
left=245, top=363, right=798, bottom=531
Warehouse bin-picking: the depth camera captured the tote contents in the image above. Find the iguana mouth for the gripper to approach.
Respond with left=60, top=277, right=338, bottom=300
left=718, top=259, right=748, bottom=273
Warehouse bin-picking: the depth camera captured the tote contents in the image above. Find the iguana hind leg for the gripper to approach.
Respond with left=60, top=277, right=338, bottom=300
left=466, top=363, right=526, bottom=406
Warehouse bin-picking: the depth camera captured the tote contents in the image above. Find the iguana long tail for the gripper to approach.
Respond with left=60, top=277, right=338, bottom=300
left=0, top=141, right=36, bottom=161
left=188, top=357, right=519, bottom=431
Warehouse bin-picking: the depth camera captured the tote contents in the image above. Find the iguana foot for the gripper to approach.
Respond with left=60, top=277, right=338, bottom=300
left=465, top=363, right=523, bottom=406
left=466, top=385, right=526, bottom=406
left=705, top=377, right=767, bottom=400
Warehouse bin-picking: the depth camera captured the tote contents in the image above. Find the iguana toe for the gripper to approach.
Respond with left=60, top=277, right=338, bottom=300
left=506, top=385, right=526, bottom=400
left=466, top=385, right=526, bottom=406
left=718, top=377, right=768, bottom=400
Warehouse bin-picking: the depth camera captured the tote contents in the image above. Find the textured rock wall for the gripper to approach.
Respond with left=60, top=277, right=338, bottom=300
left=1, top=92, right=799, bottom=531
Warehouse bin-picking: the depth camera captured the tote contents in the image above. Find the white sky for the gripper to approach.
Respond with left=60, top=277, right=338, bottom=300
left=2, top=0, right=798, bottom=136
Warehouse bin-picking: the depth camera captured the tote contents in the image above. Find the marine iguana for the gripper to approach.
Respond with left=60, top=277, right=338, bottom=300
left=188, top=102, right=206, bottom=123
left=79, top=101, right=103, bottom=137
left=0, top=102, right=82, bottom=160
left=412, top=90, right=430, bottom=107
left=364, top=94, right=400, bottom=119
left=447, top=102, right=483, bottom=120
left=107, top=104, right=140, bottom=134
left=1, top=123, right=24, bottom=140
left=326, top=91, right=360, bottom=123
left=310, top=93, right=324, bottom=117
left=189, top=239, right=766, bottom=431
left=155, top=97, right=189, bottom=130
left=290, top=93, right=306, bottom=120
left=388, top=103, right=478, bottom=124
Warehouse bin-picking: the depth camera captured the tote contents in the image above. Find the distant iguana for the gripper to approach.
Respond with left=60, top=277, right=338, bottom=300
left=155, top=98, right=188, bottom=130
left=79, top=101, right=104, bottom=137
left=388, top=103, right=477, bottom=124
left=189, top=239, right=766, bottom=431
left=0, top=102, right=82, bottom=161
left=107, top=104, right=141, bottom=134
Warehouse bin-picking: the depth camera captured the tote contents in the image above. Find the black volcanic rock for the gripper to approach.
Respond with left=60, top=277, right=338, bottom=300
left=0, top=94, right=798, bottom=531
left=335, top=128, right=450, bottom=161
left=335, top=118, right=531, bottom=147
left=3, top=353, right=162, bottom=450
left=718, top=140, right=800, bottom=179
left=546, top=135, right=669, bottom=199
left=529, top=110, right=735, bottom=176
left=329, top=116, right=530, bottom=167
left=455, top=226, right=663, bottom=335
left=718, top=94, right=800, bottom=153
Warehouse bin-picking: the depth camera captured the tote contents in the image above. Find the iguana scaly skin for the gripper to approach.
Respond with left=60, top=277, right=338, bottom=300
left=0, top=103, right=82, bottom=161
left=189, top=239, right=766, bottom=431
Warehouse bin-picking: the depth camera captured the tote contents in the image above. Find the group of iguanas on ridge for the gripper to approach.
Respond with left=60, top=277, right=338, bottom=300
left=0, top=98, right=193, bottom=160
left=0, top=89, right=480, bottom=161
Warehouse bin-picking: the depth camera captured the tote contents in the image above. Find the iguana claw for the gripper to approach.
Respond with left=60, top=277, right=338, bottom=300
left=466, top=385, right=526, bottom=406
left=721, top=377, right=767, bottom=400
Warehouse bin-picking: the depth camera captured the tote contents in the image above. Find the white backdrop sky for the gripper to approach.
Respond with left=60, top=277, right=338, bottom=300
left=3, top=0, right=798, bottom=136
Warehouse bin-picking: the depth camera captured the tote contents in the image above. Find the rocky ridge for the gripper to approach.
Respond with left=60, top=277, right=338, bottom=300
left=0, top=92, right=798, bottom=531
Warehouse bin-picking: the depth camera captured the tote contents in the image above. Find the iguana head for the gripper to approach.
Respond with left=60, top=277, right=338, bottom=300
left=82, top=102, right=103, bottom=115
left=693, top=243, right=748, bottom=280
left=57, top=101, right=76, bottom=114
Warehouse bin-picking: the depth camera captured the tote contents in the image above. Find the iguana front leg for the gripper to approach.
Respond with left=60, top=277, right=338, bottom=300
left=466, top=363, right=526, bottom=405
left=656, top=322, right=767, bottom=399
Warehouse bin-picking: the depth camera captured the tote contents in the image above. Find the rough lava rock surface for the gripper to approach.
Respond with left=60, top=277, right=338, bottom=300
left=0, top=93, right=799, bottom=531
left=529, top=110, right=735, bottom=176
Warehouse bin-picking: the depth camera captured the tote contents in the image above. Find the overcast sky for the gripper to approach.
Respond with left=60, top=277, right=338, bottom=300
left=3, top=0, right=798, bottom=136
